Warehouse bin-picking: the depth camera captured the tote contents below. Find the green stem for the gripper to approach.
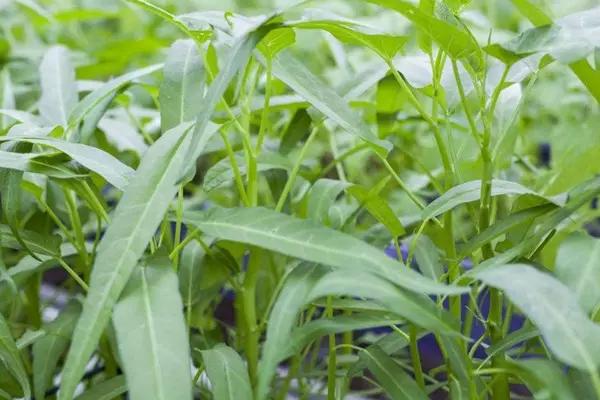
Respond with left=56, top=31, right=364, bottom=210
left=242, top=248, right=260, bottom=390
left=326, top=297, right=337, bottom=400
left=275, top=125, right=319, bottom=212
left=219, top=129, right=250, bottom=206
left=173, top=186, right=184, bottom=269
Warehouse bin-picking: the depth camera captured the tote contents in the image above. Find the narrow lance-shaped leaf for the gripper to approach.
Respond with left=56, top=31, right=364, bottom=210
left=73, top=376, right=127, bottom=400
left=269, top=51, right=391, bottom=155
left=476, top=264, right=600, bottom=371
left=159, top=39, right=204, bottom=132
left=422, top=179, right=565, bottom=221
left=58, top=121, right=195, bottom=399
left=182, top=206, right=468, bottom=295
left=113, top=257, right=192, bottom=400
left=0, top=312, right=30, bottom=399
left=38, top=46, right=78, bottom=126
left=555, top=232, right=600, bottom=312
left=202, top=344, right=253, bottom=400
left=360, top=345, right=428, bottom=400
left=59, top=22, right=276, bottom=400
left=0, top=136, right=134, bottom=190
left=33, top=301, right=81, bottom=400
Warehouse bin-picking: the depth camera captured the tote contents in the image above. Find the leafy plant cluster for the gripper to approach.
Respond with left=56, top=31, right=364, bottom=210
left=1, top=0, right=600, bottom=399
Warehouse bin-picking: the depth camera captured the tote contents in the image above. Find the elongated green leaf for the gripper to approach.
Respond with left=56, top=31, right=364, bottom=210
left=0, top=136, right=134, bottom=190
left=113, top=257, right=192, bottom=400
left=202, top=344, right=252, bottom=400
left=39, top=46, right=78, bottom=126
left=182, top=206, right=468, bottom=295
left=476, top=264, right=600, bottom=371
left=458, top=203, right=556, bottom=257
left=0, top=167, right=34, bottom=259
left=68, top=64, right=162, bottom=129
left=0, top=149, right=85, bottom=179
left=422, top=179, right=565, bottom=220
left=60, top=22, right=271, bottom=399
left=269, top=52, right=391, bottom=155
left=159, top=39, right=204, bottom=132
left=414, top=235, right=445, bottom=281
left=367, top=0, right=483, bottom=70
left=483, top=325, right=539, bottom=361
left=347, top=181, right=405, bottom=237
left=258, top=264, right=459, bottom=399
left=360, top=345, right=428, bottom=400
left=0, top=225, right=61, bottom=257
left=284, top=313, right=403, bottom=358
left=504, top=358, right=576, bottom=400
left=0, top=312, right=30, bottom=399
left=73, top=376, right=127, bottom=400
left=306, top=178, right=350, bottom=225
left=203, top=151, right=291, bottom=192
left=555, top=232, right=600, bottom=312
left=33, top=301, right=81, bottom=400
left=288, top=14, right=407, bottom=60
left=58, top=122, right=195, bottom=400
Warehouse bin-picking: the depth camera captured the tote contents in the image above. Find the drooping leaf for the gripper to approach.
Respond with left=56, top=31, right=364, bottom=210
left=476, top=263, right=600, bottom=371
left=347, top=180, right=405, bottom=237
left=555, top=232, right=600, bottom=312
left=159, top=39, right=204, bottom=132
left=0, top=136, right=134, bottom=190
left=182, top=206, right=468, bottom=295
left=113, top=257, right=192, bottom=400
left=0, top=312, right=30, bottom=399
left=33, top=301, right=81, bottom=400
left=38, top=46, right=78, bottom=126
left=306, top=178, right=350, bottom=225
left=504, top=358, right=576, bottom=400
left=202, top=344, right=253, bottom=400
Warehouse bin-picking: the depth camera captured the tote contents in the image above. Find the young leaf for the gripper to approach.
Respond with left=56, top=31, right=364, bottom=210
left=38, top=46, right=78, bottom=126
left=113, top=257, right=192, bottom=400
left=159, top=39, right=204, bottom=132
left=0, top=312, right=30, bottom=399
left=182, top=206, right=469, bottom=295
left=202, top=344, right=253, bottom=400
left=555, top=232, right=600, bottom=312
left=476, top=264, right=600, bottom=372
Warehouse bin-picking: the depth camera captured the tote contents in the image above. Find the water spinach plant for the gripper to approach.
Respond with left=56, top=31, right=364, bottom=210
left=1, top=0, right=600, bottom=399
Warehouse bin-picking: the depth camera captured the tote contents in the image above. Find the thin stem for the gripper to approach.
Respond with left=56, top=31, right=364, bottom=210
left=219, top=129, right=250, bottom=206
left=57, top=258, right=89, bottom=292
left=275, top=125, right=319, bottom=212
left=173, top=186, right=184, bottom=269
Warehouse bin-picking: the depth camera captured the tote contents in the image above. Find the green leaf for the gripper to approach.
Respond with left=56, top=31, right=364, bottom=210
left=113, top=257, right=192, bottom=400
left=0, top=149, right=85, bottom=179
left=555, top=232, right=600, bottom=312
left=60, top=23, right=270, bottom=399
left=504, top=358, right=576, bottom=400
left=257, top=264, right=460, bottom=399
left=58, top=122, right=195, bottom=400
left=182, top=206, right=468, bottom=295
left=306, top=178, right=350, bottom=225
left=422, top=179, right=564, bottom=221
left=73, top=376, right=127, bottom=400
left=414, top=234, right=445, bottom=281
left=159, top=39, right=204, bottom=132
left=0, top=312, right=30, bottom=399
left=258, top=27, right=296, bottom=59
left=284, top=313, right=403, bottom=358
left=279, top=108, right=311, bottom=155
left=476, top=263, right=600, bottom=371
left=367, top=0, right=483, bottom=70
left=0, top=136, right=134, bottom=190
left=347, top=180, right=405, bottom=237
left=287, top=14, right=407, bottom=60
left=0, top=225, right=61, bottom=257
left=202, top=344, right=252, bottom=400
left=458, top=203, right=556, bottom=257
left=68, top=64, right=162, bottom=129
left=38, top=45, right=78, bottom=126
left=360, top=345, right=428, bottom=400
left=33, top=301, right=81, bottom=400
left=269, top=51, right=392, bottom=155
